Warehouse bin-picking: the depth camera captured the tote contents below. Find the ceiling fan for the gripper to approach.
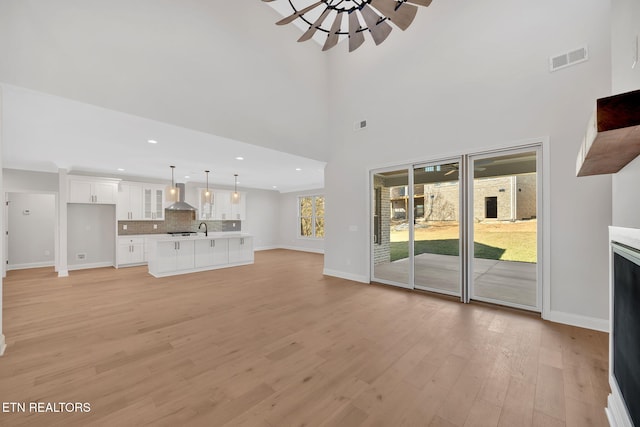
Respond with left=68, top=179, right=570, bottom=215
left=443, top=164, right=487, bottom=176
left=261, top=0, right=433, bottom=52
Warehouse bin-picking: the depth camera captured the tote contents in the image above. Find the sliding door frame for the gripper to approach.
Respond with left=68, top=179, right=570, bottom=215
left=369, top=139, right=548, bottom=314
left=464, top=144, right=543, bottom=312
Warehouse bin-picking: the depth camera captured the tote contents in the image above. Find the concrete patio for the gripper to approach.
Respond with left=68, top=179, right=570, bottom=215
left=374, top=253, right=537, bottom=307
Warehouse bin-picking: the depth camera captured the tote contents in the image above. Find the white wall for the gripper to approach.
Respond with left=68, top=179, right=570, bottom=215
left=243, top=189, right=280, bottom=251
left=3, top=168, right=58, bottom=192
left=7, top=192, right=55, bottom=269
left=0, top=86, right=5, bottom=355
left=0, top=1, right=330, bottom=161
left=611, top=0, right=640, bottom=228
left=67, top=204, right=115, bottom=268
left=323, top=0, right=612, bottom=326
left=278, top=189, right=324, bottom=254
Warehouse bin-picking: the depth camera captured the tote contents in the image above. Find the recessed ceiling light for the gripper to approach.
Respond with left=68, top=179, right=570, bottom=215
left=295, top=168, right=302, bottom=171
left=235, top=156, right=244, bottom=160
left=148, top=139, right=158, bottom=144
left=272, top=186, right=278, bottom=189
left=184, top=175, right=190, bottom=179
left=117, top=168, right=125, bottom=172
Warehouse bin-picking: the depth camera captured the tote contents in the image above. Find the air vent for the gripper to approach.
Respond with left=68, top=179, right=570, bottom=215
left=354, top=119, right=367, bottom=131
left=76, top=253, right=86, bottom=260
left=550, top=45, right=588, bottom=72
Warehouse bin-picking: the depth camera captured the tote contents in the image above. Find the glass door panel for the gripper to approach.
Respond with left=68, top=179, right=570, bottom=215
left=470, top=150, right=539, bottom=309
left=372, top=169, right=411, bottom=288
left=413, top=161, right=461, bottom=296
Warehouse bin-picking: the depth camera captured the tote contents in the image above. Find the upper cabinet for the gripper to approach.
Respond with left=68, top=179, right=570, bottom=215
left=117, top=182, right=143, bottom=220
left=197, top=189, right=247, bottom=221
left=68, top=177, right=119, bottom=204
left=576, top=89, right=640, bottom=177
left=143, top=185, right=165, bottom=221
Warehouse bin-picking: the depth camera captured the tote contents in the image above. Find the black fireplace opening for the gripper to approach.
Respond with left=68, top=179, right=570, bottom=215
left=613, top=245, right=640, bottom=426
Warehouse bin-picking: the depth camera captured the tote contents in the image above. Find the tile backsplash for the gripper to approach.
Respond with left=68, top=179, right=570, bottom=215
left=118, top=210, right=241, bottom=235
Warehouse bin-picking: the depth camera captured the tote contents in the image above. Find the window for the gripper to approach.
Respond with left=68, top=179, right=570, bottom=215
left=299, top=195, right=324, bottom=238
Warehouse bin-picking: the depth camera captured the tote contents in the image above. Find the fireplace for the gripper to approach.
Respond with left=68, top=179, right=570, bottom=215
left=608, top=226, right=640, bottom=427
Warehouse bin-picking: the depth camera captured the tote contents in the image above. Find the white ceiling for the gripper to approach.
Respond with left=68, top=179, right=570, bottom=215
left=1, top=84, right=325, bottom=193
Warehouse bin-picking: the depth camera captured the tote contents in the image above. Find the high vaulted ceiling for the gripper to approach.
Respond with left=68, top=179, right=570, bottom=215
left=0, top=1, right=331, bottom=192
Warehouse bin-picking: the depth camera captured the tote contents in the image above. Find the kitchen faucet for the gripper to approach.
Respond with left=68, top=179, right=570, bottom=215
left=199, top=222, right=208, bottom=237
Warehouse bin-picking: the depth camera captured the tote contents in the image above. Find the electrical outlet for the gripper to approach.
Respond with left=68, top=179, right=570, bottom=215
left=153, top=224, right=157, bottom=229
left=123, top=224, right=128, bottom=230
left=232, top=222, right=236, bottom=228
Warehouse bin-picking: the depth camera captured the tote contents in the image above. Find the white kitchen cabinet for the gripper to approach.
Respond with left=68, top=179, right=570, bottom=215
left=117, top=237, right=145, bottom=266
left=117, top=182, right=143, bottom=220
left=212, top=190, right=246, bottom=220
left=143, top=185, right=165, bottom=220
left=155, top=240, right=194, bottom=274
left=194, top=238, right=229, bottom=268
left=228, top=237, right=253, bottom=264
left=68, top=177, right=118, bottom=204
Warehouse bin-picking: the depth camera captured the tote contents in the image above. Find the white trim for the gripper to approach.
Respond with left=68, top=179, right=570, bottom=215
left=58, top=269, right=69, bottom=277
left=543, top=309, right=609, bottom=332
left=0, top=334, right=5, bottom=356
left=607, top=376, right=634, bottom=427
left=254, top=245, right=280, bottom=252
left=323, top=268, right=368, bottom=284
left=67, top=262, right=114, bottom=271
left=149, top=261, right=253, bottom=278
left=7, top=261, right=55, bottom=271
left=278, top=245, right=324, bottom=254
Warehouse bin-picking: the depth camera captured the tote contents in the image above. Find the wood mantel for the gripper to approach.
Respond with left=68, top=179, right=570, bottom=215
left=577, top=89, right=640, bottom=177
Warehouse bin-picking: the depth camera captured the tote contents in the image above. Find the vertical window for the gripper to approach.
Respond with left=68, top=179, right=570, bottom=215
left=299, top=195, right=324, bottom=238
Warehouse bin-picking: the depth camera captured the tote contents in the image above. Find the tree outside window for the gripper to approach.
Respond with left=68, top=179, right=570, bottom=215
left=299, top=195, right=324, bottom=238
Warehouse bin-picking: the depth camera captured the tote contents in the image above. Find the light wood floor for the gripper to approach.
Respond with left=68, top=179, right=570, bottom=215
left=0, top=250, right=609, bottom=426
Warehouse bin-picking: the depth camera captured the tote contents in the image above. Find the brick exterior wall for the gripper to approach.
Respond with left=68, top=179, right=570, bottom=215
left=373, top=175, right=391, bottom=266
left=515, top=174, right=537, bottom=219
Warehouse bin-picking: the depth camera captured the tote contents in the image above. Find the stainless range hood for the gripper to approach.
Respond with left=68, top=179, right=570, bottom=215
left=166, top=183, right=197, bottom=211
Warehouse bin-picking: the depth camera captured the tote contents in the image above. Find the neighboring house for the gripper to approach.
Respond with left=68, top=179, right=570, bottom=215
left=388, top=173, right=537, bottom=222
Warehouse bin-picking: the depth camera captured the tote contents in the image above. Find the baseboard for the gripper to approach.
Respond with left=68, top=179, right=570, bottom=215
left=0, top=334, right=6, bottom=356
left=58, top=270, right=69, bottom=277
left=279, top=245, right=324, bottom=254
left=254, top=245, right=280, bottom=252
left=67, top=262, right=114, bottom=272
left=322, top=268, right=369, bottom=284
left=7, top=261, right=55, bottom=271
left=543, top=309, right=609, bottom=332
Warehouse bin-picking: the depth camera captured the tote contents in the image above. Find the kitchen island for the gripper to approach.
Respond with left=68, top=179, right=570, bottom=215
left=146, top=233, right=253, bottom=278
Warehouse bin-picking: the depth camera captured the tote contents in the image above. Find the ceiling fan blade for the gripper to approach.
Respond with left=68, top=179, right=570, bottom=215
left=276, top=1, right=323, bottom=26
left=406, top=0, right=432, bottom=6
left=370, top=0, right=418, bottom=31
left=261, top=0, right=276, bottom=2
left=298, top=8, right=331, bottom=42
left=348, top=11, right=365, bottom=52
left=360, top=4, right=393, bottom=45
left=444, top=169, right=456, bottom=176
left=322, top=12, right=344, bottom=51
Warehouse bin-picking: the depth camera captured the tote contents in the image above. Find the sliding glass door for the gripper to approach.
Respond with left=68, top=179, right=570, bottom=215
left=372, top=168, right=411, bottom=288
left=370, top=145, right=542, bottom=312
left=468, top=149, right=540, bottom=309
left=413, top=161, right=462, bottom=297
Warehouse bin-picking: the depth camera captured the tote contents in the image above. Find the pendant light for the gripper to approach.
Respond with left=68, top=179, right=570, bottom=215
left=165, top=165, right=179, bottom=202
left=204, top=170, right=212, bottom=204
left=232, top=173, right=240, bottom=204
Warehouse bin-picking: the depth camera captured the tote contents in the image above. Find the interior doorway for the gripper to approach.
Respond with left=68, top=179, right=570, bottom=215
left=370, top=144, right=542, bottom=312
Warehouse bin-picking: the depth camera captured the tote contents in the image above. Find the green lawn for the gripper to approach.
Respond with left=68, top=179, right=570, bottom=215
left=390, top=232, right=536, bottom=263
